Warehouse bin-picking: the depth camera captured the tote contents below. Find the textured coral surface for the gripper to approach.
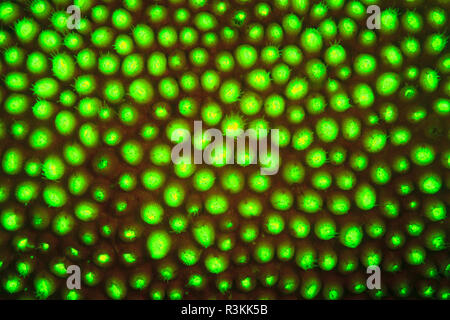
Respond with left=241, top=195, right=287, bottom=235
left=0, top=0, right=448, bottom=300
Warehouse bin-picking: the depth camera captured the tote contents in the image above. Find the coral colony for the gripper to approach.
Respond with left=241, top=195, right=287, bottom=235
left=0, top=0, right=448, bottom=300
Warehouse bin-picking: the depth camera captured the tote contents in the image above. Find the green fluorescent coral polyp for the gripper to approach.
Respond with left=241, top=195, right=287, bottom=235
left=0, top=0, right=448, bottom=300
